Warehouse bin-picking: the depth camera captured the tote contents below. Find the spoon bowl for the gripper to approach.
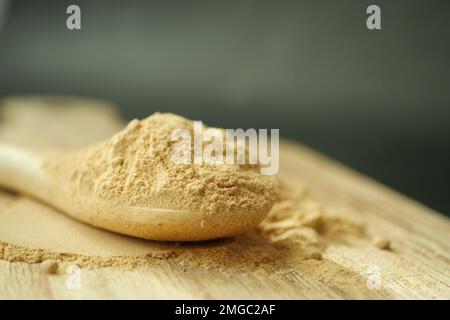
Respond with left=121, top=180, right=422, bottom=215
left=0, top=143, right=270, bottom=241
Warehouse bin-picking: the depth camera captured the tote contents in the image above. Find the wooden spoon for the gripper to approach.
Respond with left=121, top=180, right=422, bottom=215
left=0, top=143, right=272, bottom=241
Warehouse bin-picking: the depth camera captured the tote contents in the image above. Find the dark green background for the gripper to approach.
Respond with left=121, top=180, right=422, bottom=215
left=0, top=0, right=449, bottom=215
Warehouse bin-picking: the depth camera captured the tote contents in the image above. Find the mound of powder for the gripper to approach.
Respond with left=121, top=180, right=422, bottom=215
left=259, top=182, right=365, bottom=254
left=45, top=113, right=278, bottom=217
left=260, top=182, right=364, bottom=243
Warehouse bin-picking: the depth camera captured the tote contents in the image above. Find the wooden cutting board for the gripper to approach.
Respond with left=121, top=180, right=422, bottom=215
left=0, top=97, right=449, bottom=299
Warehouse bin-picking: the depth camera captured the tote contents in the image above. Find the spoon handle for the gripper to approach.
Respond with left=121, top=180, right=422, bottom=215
left=0, top=143, right=49, bottom=198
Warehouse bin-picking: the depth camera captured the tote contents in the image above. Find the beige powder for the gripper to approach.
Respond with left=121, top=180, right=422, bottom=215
left=372, top=236, right=391, bottom=250
left=261, top=182, right=365, bottom=244
left=44, top=113, right=278, bottom=219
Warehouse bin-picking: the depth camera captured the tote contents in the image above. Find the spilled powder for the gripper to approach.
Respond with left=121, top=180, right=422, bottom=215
left=39, top=259, right=59, bottom=275
left=372, top=236, right=391, bottom=250
left=0, top=181, right=365, bottom=270
left=260, top=182, right=365, bottom=245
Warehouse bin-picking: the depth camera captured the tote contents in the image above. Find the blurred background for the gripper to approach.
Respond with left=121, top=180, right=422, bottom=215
left=0, top=0, right=449, bottom=215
